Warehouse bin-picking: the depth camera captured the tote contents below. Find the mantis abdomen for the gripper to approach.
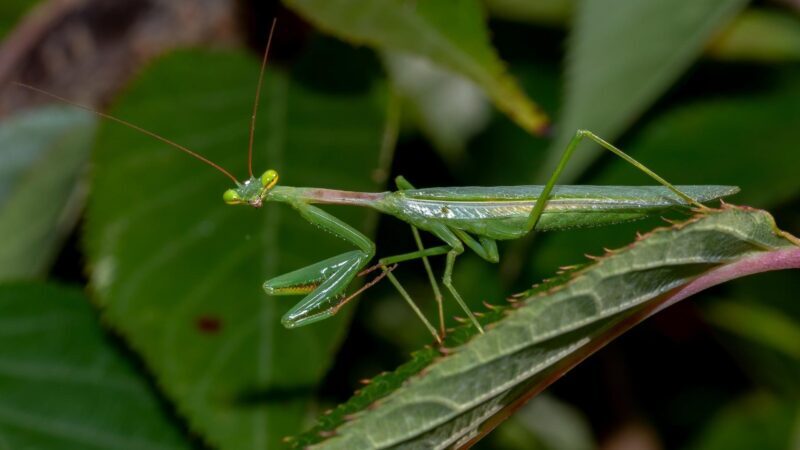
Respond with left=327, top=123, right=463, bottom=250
left=383, top=185, right=739, bottom=238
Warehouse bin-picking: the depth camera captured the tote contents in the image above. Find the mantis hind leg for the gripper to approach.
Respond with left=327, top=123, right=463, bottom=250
left=525, top=130, right=708, bottom=233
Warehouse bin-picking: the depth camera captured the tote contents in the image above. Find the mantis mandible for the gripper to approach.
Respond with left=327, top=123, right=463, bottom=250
left=16, top=21, right=739, bottom=344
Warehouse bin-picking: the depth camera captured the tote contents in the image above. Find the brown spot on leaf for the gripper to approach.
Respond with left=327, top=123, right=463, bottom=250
left=196, top=315, right=222, bottom=334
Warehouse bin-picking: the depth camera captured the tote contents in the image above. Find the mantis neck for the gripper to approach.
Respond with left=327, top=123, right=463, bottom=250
left=268, top=186, right=387, bottom=208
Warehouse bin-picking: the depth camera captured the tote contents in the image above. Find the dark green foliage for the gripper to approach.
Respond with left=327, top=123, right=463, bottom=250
left=0, top=107, right=95, bottom=280
left=83, top=50, right=388, bottom=449
left=0, top=2, right=799, bottom=449
left=0, top=283, right=192, bottom=449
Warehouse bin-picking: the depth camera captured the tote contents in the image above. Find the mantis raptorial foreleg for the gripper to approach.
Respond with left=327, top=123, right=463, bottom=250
left=266, top=202, right=375, bottom=328
left=269, top=199, right=445, bottom=341
left=526, top=129, right=708, bottom=232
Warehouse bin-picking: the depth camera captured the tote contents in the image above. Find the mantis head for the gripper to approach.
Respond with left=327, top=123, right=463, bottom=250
left=222, top=169, right=279, bottom=208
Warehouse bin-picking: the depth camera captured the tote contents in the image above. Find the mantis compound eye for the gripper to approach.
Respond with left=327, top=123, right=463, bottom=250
left=261, top=169, right=279, bottom=190
left=223, top=189, right=242, bottom=205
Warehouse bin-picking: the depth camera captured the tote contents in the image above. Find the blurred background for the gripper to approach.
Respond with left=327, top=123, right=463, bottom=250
left=0, top=0, right=799, bottom=449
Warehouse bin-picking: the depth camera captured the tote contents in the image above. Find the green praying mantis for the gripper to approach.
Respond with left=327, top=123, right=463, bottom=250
left=16, top=23, right=739, bottom=344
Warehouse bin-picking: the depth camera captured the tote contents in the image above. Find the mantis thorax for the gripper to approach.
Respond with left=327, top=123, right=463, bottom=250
left=223, top=169, right=278, bottom=208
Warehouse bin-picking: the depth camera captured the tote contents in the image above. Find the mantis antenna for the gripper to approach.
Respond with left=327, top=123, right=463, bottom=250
left=12, top=83, right=241, bottom=184
left=247, top=17, right=278, bottom=178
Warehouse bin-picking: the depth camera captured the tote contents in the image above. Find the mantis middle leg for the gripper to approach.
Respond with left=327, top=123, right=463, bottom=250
left=371, top=177, right=495, bottom=337
left=430, top=224, right=492, bottom=334
left=395, top=175, right=447, bottom=336
left=525, top=129, right=709, bottom=232
left=365, top=223, right=489, bottom=336
left=264, top=201, right=375, bottom=328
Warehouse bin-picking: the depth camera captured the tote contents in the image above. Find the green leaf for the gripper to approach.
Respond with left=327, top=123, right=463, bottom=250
left=531, top=64, right=800, bottom=276
left=487, top=394, right=594, bottom=450
left=483, top=3, right=800, bottom=64
left=85, top=50, right=388, bottom=449
left=539, top=0, right=748, bottom=183
left=708, top=9, right=800, bottom=62
left=283, top=0, right=549, bottom=135
left=0, top=282, right=191, bottom=450
left=483, top=0, right=572, bottom=26
left=290, top=206, right=800, bottom=448
left=0, top=106, right=95, bottom=280
left=0, top=0, right=37, bottom=38
left=382, top=51, right=491, bottom=161
left=463, top=63, right=561, bottom=186
left=685, top=393, right=799, bottom=450
left=594, top=68, right=800, bottom=208
left=704, top=294, right=800, bottom=396
left=706, top=301, right=800, bottom=360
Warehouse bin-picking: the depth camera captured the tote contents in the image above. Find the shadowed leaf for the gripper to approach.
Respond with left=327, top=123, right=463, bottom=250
left=708, top=9, right=800, bottom=62
left=685, top=393, right=799, bottom=450
left=538, top=0, right=748, bottom=184
left=0, top=0, right=37, bottom=38
left=532, top=64, right=800, bottom=276
left=707, top=301, right=800, bottom=360
left=0, top=106, right=95, bottom=280
left=595, top=67, right=800, bottom=208
left=484, top=0, right=572, bottom=26
left=0, top=283, right=191, bottom=450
